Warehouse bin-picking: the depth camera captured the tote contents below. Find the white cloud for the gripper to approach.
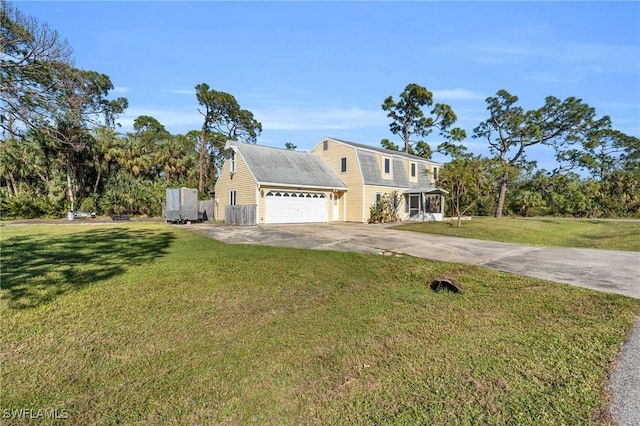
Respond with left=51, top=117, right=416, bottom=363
left=252, top=106, right=386, bottom=131
left=471, top=41, right=639, bottom=74
left=116, top=105, right=386, bottom=134
left=471, top=44, right=539, bottom=64
left=524, top=74, right=582, bottom=84
left=597, top=102, right=640, bottom=111
left=166, top=89, right=196, bottom=95
left=474, top=44, right=536, bottom=58
left=432, top=89, right=484, bottom=100
left=112, top=86, right=130, bottom=94
left=117, top=107, right=201, bottom=133
left=453, top=108, right=489, bottom=126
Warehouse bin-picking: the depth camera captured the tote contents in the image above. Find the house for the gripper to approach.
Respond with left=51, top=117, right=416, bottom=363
left=213, top=140, right=347, bottom=224
left=213, top=137, right=446, bottom=224
left=310, top=137, right=446, bottom=223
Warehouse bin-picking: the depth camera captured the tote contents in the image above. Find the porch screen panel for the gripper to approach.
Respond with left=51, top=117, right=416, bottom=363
left=425, top=194, right=441, bottom=213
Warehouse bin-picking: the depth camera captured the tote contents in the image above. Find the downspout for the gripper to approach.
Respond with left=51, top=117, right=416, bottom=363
left=362, top=183, right=366, bottom=223
left=256, top=184, right=261, bottom=224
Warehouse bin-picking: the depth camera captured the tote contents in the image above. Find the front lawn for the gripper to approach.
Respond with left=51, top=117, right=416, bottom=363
left=2, top=223, right=638, bottom=424
left=393, top=217, right=640, bottom=251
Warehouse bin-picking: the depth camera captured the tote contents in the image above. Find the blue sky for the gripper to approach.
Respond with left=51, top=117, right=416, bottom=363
left=17, top=1, right=640, bottom=169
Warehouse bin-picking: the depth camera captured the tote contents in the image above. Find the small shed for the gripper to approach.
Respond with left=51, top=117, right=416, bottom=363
left=166, top=188, right=199, bottom=223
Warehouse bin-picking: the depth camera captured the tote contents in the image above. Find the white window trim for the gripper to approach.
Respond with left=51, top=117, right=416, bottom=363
left=340, top=157, right=347, bottom=173
left=230, top=151, right=236, bottom=173
left=229, top=190, right=237, bottom=206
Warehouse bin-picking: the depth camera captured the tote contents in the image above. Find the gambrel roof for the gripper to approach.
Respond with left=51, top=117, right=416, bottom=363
left=226, top=140, right=347, bottom=190
left=322, top=137, right=442, bottom=192
left=327, top=137, right=443, bottom=163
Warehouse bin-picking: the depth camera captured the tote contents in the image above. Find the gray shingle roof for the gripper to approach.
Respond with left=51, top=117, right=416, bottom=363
left=408, top=163, right=437, bottom=192
left=327, top=137, right=443, bottom=165
left=325, top=137, right=443, bottom=192
left=356, top=150, right=437, bottom=191
left=232, top=142, right=347, bottom=189
left=357, top=150, right=409, bottom=187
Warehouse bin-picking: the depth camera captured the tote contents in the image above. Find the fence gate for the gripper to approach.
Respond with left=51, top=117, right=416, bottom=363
left=225, top=204, right=257, bottom=226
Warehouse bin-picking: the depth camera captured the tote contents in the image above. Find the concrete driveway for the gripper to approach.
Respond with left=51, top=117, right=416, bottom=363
left=185, top=222, right=639, bottom=299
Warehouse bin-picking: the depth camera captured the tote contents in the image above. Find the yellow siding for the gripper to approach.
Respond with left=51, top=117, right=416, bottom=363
left=363, top=186, right=408, bottom=221
left=213, top=150, right=257, bottom=221
left=311, top=138, right=364, bottom=222
left=404, top=158, right=419, bottom=183
left=398, top=157, right=439, bottom=184
left=423, top=162, right=432, bottom=182
left=380, top=155, right=394, bottom=181
left=258, top=187, right=267, bottom=223
left=429, top=163, right=440, bottom=182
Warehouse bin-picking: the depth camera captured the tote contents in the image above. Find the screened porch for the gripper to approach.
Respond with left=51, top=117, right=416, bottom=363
left=404, top=189, right=447, bottom=222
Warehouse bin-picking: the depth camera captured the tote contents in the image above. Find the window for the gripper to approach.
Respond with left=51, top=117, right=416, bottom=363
left=375, top=193, right=383, bottom=203
left=323, top=140, right=328, bottom=151
left=229, top=190, right=237, bottom=206
left=230, top=151, right=236, bottom=173
left=384, top=158, right=391, bottom=174
left=340, top=157, right=347, bottom=173
left=433, top=167, right=438, bottom=181
left=410, top=162, right=416, bottom=178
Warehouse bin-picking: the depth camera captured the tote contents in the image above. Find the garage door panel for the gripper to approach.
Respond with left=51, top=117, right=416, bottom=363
left=265, top=191, right=327, bottom=224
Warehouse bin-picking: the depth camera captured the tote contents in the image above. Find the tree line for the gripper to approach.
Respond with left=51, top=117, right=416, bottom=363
left=1, top=1, right=638, bottom=220
left=0, top=1, right=261, bottom=218
left=381, top=84, right=639, bottom=222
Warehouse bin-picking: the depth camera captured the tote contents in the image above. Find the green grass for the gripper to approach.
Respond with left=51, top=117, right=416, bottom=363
left=393, top=217, right=640, bottom=251
left=2, top=223, right=639, bottom=425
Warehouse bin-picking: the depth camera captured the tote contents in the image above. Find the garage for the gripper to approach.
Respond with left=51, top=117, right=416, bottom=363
left=265, top=191, right=327, bottom=224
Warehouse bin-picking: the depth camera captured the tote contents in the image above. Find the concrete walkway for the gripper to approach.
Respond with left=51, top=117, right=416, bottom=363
left=184, top=222, right=640, bottom=425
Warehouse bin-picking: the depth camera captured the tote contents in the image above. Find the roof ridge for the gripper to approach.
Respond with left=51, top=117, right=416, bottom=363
left=324, top=136, right=441, bottom=163
left=234, top=141, right=312, bottom=155
left=234, top=140, right=347, bottom=189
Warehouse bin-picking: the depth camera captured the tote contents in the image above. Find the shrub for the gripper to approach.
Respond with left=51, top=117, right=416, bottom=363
left=368, top=199, right=386, bottom=224
left=78, top=195, right=99, bottom=213
left=368, top=191, right=402, bottom=224
left=0, top=191, right=64, bottom=219
left=101, top=174, right=163, bottom=216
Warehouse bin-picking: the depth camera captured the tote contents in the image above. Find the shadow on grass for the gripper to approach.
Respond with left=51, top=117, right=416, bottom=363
left=1, top=227, right=175, bottom=309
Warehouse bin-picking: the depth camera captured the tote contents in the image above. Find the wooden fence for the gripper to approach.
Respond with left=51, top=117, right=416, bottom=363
left=199, top=200, right=214, bottom=221
left=225, top=204, right=257, bottom=226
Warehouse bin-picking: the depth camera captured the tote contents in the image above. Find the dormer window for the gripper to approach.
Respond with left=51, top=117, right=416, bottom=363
left=384, top=157, right=391, bottom=175
left=410, top=162, right=416, bottom=178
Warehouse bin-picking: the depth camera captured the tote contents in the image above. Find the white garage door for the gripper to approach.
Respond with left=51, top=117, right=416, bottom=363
left=265, top=191, right=327, bottom=224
